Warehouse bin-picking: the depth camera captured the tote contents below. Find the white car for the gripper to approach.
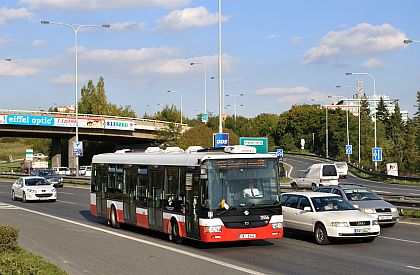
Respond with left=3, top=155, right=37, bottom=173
left=334, top=162, right=348, bottom=178
left=11, top=176, right=57, bottom=202
left=52, top=166, right=72, bottom=176
left=281, top=192, right=380, bottom=245
left=79, top=165, right=92, bottom=177
left=33, top=153, right=47, bottom=159
left=290, top=163, right=339, bottom=190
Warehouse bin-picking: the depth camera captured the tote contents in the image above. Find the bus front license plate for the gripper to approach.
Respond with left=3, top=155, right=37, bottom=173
left=239, top=234, right=256, bottom=239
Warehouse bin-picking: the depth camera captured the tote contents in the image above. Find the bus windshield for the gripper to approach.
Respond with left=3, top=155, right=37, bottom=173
left=204, top=158, right=280, bottom=210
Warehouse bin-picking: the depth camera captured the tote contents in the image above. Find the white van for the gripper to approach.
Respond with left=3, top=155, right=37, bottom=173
left=291, top=163, right=339, bottom=190
left=52, top=167, right=72, bottom=176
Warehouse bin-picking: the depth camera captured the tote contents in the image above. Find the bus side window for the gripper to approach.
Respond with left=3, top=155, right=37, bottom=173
left=137, top=171, right=148, bottom=207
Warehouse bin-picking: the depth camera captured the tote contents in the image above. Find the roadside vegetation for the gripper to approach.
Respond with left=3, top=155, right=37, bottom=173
left=0, top=225, right=67, bottom=275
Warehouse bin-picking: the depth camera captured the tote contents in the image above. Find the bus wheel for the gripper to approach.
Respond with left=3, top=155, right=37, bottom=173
left=110, top=206, right=120, bottom=229
left=170, top=220, right=182, bottom=244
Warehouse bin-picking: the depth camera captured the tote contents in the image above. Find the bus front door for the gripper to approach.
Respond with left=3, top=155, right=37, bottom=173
left=96, top=167, right=108, bottom=217
left=148, top=170, right=164, bottom=230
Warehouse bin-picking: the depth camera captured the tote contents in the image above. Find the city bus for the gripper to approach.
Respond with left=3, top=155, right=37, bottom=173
left=90, top=145, right=283, bottom=243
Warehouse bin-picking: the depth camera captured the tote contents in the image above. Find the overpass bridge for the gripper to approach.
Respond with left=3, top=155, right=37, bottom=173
left=0, top=109, right=184, bottom=169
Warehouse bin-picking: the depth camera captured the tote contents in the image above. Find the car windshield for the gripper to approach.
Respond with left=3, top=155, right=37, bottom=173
left=37, top=170, right=57, bottom=176
left=311, top=196, right=355, bottom=212
left=25, top=178, right=50, bottom=186
left=203, top=158, right=280, bottom=210
left=344, top=189, right=381, bottom=201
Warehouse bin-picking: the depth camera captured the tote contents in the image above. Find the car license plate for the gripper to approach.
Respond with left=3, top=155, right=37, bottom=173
left=378, top=215, right=392, bottom=220
left=355, top=228, right=371, bottom=233
left=238, top=234, right=256, bottom=239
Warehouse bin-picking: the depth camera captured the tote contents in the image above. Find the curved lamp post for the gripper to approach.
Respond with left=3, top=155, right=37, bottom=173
left=190, top=62, right=207, bottom=121
left=41, top=20, right=110, bottom=176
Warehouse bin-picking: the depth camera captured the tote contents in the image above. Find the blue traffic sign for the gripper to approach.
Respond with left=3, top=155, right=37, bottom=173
left=213, top=133, right=229, bottom=148
left=276, top=149, right=284, bottom=158
left=372, top=147, right=382, bottom=162
left=345, top=145, right=352, bottom=155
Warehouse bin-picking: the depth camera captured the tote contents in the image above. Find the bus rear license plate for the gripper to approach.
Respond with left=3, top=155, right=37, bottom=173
left=355, top=228, right=370, bottom=233
left=239, top=234, right=256, bottom=239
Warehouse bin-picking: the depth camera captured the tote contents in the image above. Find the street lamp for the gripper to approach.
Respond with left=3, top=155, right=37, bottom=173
left=167, top=90, right=183, bottom=125
left=190, top=62, right=207, bottom=121
left=346, top=72, right=378, bottom=170
left=146, top=103, right=161, bottom=115
left=336, top=85, right=361, bottom=165
left=403, top=39, right=420, bottom=44
left=41, top=20, right=110, bottom=176
left=217, top=0, right=223, bottom=133
left=225, top=93, right=244, bottom=127
left=329, top=94, right=351, bottom=162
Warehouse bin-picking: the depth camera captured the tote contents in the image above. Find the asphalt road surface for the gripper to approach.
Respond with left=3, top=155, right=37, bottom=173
left=0, top=180, right=419, bottom=275
left=284, top=154, right=420, bottom=196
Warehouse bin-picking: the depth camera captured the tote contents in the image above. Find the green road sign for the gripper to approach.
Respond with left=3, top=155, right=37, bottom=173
left=239, top=137, right=268, bottom=153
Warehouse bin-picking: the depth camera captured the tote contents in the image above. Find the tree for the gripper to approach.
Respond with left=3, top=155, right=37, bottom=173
left=78, top=76, right=136, bottom=117
left=376, top=97, right=389, bottom=123
left=415, top=91, right=420, bottom=117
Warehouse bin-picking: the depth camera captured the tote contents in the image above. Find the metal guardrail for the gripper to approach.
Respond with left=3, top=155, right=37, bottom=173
left=285, top=151, right=420, bottom=183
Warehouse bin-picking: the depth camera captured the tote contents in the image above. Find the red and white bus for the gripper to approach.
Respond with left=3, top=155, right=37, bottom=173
left=90, top=145, right=283, bottom=242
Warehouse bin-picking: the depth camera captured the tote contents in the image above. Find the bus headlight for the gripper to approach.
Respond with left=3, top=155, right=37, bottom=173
left=204, top=226, right=222, bottom=233
left=271, top=222, right=283, bottom=229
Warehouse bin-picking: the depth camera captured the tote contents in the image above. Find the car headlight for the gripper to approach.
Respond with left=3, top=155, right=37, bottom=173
left=391, top=207, right=398, bottom=213
left=372, top=220, right=379, bottom=225
left=26, top=189, right=37, bottom=193
left=331, top=222, right=349, bottom=227
left=272, top=222, right=283, bottom=229
left=59, top=178, right=63, bottom=182
left=204, top=226, right=222, bottom=233
left=51, top=188, right=56, bottom=193
left=363, top=208, right=376, bottom=214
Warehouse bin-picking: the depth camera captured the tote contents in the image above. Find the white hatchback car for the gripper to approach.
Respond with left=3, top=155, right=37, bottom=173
left=281, top=192, right=380, bottom=245
left=334, top=162, right=349, bottom=178
left=11, top=176, right=57, bottom=202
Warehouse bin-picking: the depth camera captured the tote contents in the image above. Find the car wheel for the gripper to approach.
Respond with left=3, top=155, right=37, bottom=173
left=11, top=190, right=16, bottom=201
left=311, top=183, right=317, bottom=190
left=22, top=192, right=27, bottom=203
left=110, top=206, right=120, bottom=229
left=291, top=182, right=298, bottom=190
left=169, top=220, right=183, bottom=244
left=314, top=224, right=330, bottom=245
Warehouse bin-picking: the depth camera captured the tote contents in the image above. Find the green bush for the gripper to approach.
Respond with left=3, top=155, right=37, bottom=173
left=0, top=225, right=19, bottom=253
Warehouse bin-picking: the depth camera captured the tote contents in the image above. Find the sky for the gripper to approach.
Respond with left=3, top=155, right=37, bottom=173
left=0, top=0, right=419, bottom=119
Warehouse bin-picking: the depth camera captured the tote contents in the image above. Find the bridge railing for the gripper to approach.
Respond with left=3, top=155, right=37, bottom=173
left=0, top=109, right=186, bottom=131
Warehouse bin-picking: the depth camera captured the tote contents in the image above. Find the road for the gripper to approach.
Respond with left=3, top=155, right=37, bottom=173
left=284, top=154, right=420, bottom=196
left=0, top=180, right=419, bottom=274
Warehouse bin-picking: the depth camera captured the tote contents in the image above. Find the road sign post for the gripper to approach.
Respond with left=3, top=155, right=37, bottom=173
left=372, top=147, right=382, bottom=162
left=239, top=137, right=268, bottom=153
left=73, top=141, right=83, bottom=157
left=213, top=133, right=229, bottom=148
left=276, top=149, right=284, bottom=158
left=346, top=145, right=352, bottom=155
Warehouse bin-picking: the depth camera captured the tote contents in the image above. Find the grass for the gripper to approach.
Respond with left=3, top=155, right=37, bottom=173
left=400, top=209, right=420, bottom=218
left=0, top=247, right=67, bottom=275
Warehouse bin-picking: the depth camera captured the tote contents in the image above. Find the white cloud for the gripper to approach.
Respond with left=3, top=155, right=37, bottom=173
left=156, top=6, right=228, bottom=30
left=19, top=0, right=190, bottom=10
left=0, top=38, right=12, bottom=47
left=255, top=86, right=328, bottom=104
left=361, top=58, right=384, bottom=68
left=32, top=39, right=47, bottom=47
left=77, top=47, right=179, bottom=61
left=265, top=34, right=280, bottom=40
left=0, top=59, right=39, bottom=77
left=0, top=7, right=33, bottom=24
left=290, top=36, right=301, bottom=45
left=109, top=22, right=146, bottom=31
left=50, top=73, right=89, bottom=85
left=304, top=23, right=407, bottom=64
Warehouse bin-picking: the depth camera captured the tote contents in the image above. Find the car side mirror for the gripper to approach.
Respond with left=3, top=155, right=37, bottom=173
left=353, top=204, right=359, bottom=209
left=303, top=206, right=312, bottom=212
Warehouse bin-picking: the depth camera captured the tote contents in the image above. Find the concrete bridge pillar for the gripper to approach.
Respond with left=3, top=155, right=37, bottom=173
left=51, top=138, right=62, bottom=167
left=68, top=136, right=76, bottom=171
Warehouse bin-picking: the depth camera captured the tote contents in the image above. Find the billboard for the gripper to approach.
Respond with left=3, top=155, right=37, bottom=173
left=213, top=133, right=229, bottom=148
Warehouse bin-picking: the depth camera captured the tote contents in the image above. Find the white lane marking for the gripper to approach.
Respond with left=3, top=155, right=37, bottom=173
left=399, top=221, right=420, bottom=226
left=11, top=205, right=265, bottom=275
left=57, top=200, right=77, bottom=205
left=405, top=265, right=420, bottom=270
left=371, top=190, right=392, bottom=194
left=379, top=236, right=420, bottom=244
left=0, top=191, right=5, bottom=194
left=0, top=202, right=20, bottom=210
left=351, top=177, right=420, bottom=192
left=59, top=192, right=75, bottom=195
